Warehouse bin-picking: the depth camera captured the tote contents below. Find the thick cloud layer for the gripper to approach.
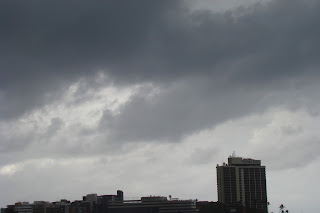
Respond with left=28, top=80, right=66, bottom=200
left=1, top=0, right=320, bottom=212
left=1, top=0, right=320, bottom=118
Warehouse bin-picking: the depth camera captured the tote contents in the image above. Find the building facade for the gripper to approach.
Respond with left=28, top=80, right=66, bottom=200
left=107, top=196, right=198, bottom=213
left=217, top=156, right=268, bottom=212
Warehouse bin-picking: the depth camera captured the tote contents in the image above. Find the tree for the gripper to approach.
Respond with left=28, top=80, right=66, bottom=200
left=279, top=204, right=289, bottom=213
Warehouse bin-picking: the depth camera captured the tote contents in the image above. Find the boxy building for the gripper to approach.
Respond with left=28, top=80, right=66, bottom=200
left=216, top=156, right=268, bottom=213
left=107, top=196, right=198, bottom=213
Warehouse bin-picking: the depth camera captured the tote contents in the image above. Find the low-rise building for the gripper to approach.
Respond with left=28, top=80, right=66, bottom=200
left=107, top=195, right=198, bottom=213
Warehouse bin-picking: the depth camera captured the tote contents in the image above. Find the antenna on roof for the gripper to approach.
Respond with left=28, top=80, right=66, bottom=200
left=232, top=151, right=236, bottom=157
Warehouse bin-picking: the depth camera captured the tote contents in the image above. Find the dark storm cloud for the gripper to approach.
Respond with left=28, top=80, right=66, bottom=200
left=99, top=78, right=266, bottom=142
left=99, top=73, right=320, bottom=143
left=96, top=0, right=320, bottom=142
left=1, top=0, right=320, bottom=121
left=0, top=0, right=182, bottom=118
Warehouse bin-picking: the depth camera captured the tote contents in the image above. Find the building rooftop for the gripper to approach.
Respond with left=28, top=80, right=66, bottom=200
left=217, top=156, right=263, bottom=166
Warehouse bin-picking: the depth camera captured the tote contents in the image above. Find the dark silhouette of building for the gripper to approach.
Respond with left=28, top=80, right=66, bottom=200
left=1, top=200, right=70, bottom=213
left=107, top=196, right=198, bottom=213
left=1, top=205, right=15, bottom=213
left=1, top=191, right=197, bottom=213
left=95, top=190, right=124, bottom=213
left=116, top=191, right=123, bottom=202
left=217, top=155, right=268, bottom=213
left=94, top=191, right=197, bottom=213
left=70, top=201, right=91, bottom=213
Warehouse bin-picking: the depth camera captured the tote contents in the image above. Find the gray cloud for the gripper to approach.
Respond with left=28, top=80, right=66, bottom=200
left=0, top=0, right=181, bottom=118
left=1, top=0, right=320, bottom=119
left=45, top=117, right=65, bottom=138
left=99, top=78, right=263, bottom=142
left=99, top=74, right=320, bottom=143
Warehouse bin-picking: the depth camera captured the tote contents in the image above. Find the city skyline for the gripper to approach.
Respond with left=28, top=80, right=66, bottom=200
left=1, top=0, right=320, bottom=213
left=1, top=190, right=200, bottom=213
left=0, top=155, right=269, bottom=211
left=0, top=185, right=260, bottom=213
left=0, top=154, right=296, bottom=213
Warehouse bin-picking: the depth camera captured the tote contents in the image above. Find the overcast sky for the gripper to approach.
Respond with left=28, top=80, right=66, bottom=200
left=0, top=0, right=319, bottom=212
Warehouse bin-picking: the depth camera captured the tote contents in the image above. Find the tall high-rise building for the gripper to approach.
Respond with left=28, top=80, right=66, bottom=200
left=216, top=155, right=268, bottom=212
